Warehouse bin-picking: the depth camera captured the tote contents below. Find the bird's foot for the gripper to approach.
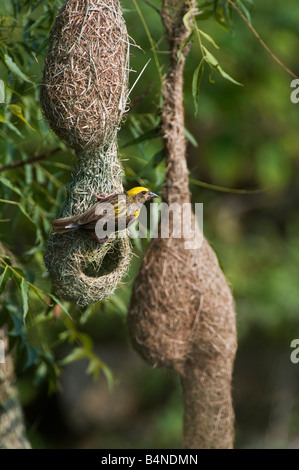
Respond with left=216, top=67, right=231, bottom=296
left=94, top=191, right=116, bottom=200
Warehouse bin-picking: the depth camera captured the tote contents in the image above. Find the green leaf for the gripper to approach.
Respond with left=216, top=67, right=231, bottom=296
left=1, top=176, right=23, bottom=196
left=0, top=114, right=24, bottom=138
left=138, top=149, right=165, bottom=178
left=182, top=9, right=194, bottom=32
left=202, top=46, right=218, bottom=67
left=101, top=362, right=115, bottom=391
left=8, top=104, right=35, bottom=130
left=86, top=357, right=103, bottom=380
left=109, top=292, right=128, bottom=315
left=0, top=199, right=34, bottom=224
left=214, top=10, right=231, bottom=32
left=199, top=29, right=219, bottom=49
left=121, top=127, right=161, bottom=149
left=237, top=0, right=252, bottom=24
left=184, top=127, right=198, bottom=147
left=8, top=312, right=24, bottom=339
left=76, top=332, right=93, bottom=352
left=21, top=278, right=29, bottom=321
left=59, top=347, right=86, bottom=366
left=11, top=266, right=25, bottom=279
left=0, top=267, right=12, bottom=295
left=202, top=46, right=242, bottom=86
left=49, top=294, right=72, bottom=319
left=216, top=63, right=243, bottom=86
left=3, top=53, right=34, bottom=84
left=17, top=202, right=35, bottom=224
left=24, top=345, right=38, bottom=370
left=192, top=60, right=204, bottom=115
left=25, top=13, right=48, bottom=32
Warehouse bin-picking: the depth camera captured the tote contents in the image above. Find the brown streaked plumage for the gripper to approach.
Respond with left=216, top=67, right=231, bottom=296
left=51, top=187, right=158, bottom=243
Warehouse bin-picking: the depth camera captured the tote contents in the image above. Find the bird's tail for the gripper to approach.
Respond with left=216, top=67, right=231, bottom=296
left=52, top=215, right=79, bottom=233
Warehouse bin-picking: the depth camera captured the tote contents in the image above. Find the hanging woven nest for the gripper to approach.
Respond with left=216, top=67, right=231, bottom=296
left=128, top=221, right=236, bottom=373
left=41, top=0, right=131, bottom=305
left=40, top=0, right=129, bottom=150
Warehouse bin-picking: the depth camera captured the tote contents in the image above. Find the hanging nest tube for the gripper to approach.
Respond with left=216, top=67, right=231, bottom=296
left=41, top=0, right=131, bottom=305
left=127, top=0, right=237, bottom=448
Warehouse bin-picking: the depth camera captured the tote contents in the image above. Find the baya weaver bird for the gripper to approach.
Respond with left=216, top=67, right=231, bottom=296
left=51, top=187, right=158, bottom=243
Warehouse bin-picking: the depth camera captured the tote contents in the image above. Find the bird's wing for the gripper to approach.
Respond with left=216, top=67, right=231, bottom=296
left=76, top=202, right=108, bottom=226
left=76, top=194, right=127, bottom=227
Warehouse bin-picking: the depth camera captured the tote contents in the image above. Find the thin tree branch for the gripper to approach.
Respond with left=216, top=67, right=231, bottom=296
left=128, top=83, right=154, bottom=111
left=0, top=147, right=61, bottom=173
left=227, top=0, right=298, bottom=79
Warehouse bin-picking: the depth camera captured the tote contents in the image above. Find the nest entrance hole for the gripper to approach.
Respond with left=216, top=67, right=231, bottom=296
left=81, top=238, right=125, bottom=277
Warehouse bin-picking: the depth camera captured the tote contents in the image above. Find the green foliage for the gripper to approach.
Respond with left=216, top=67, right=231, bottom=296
left=0, top=0, right=115, bottom=391
left=183, top=2, right=243, bottom=114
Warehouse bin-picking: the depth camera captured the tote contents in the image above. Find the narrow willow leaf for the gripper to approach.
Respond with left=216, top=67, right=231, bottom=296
left=182, top=9, right=194, bottom=32
left=214, top=11, right=231, bottom=32
left=208, top=67, right=215, bottom=84
left=10, top=266, right=25, bottom=279
left=121, top=127, right=161, bottom=149
left=4, top=84, right=22, bottom=98
left=0, top=198, right=34, bottom=224
left=3, top=53, right=33, bottom=83
left=0, top=117, right=24, bottom=137
left=1, top=177, right=23, bottom=196
left=202, top=47, right=242, bottom=86
left=199, top=29, right=219, bottom=49
left=76, top=332, right=93, bottom=353
left=49, top=294, right=72, bottom=319
left=139, top=149, right=165, bottom=178
left=102, top=362, right=115, bottom=391
left=237, top=0, right=252, bottom=24
left=24, top=345, right=38, bottom=370
left=59, top=347, right=86, bottom=366
left=0, top=267, right=12, bottom=295
left=25, top=13, right=48, bottom=32
left=21, top=278, right=29, bottom=321
left=216, top=64, right=243, bottom=86
left=109, top=292, right=128, bottom=315
left=184, top=127, right=198, bottom=148
left=202, top=46, right=218, bottom=67
left=86, top=357, right=103, bottom=380
left=8, top=104, right=35, bottom=130
left=192, top=60, right=204, bottom=115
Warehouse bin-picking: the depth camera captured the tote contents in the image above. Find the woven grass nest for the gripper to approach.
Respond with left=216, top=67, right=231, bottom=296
left=127, top=214, right=237, bottom=448
left=41, top=0, right=132, bottom=305
left=128, top=222, right=236, bottom=373
left=41, top=0, right=129, bottom=150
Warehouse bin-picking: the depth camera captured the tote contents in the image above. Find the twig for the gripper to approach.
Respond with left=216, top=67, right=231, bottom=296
left=128, top=83, right=154, bottom=110
left=227, top=0, right=298, bottom=79
left=0, top=148, right=61, bottom=173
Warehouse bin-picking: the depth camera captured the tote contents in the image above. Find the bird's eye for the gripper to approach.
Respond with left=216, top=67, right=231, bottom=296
left=141, top=191, right=147, bottom=195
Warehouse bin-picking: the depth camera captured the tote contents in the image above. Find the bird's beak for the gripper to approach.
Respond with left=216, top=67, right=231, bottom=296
left=148, top=191, right=159, bottom=199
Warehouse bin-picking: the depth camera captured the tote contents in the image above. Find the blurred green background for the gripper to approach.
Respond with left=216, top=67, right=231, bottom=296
left=0, top=0, right=299, bottom=448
